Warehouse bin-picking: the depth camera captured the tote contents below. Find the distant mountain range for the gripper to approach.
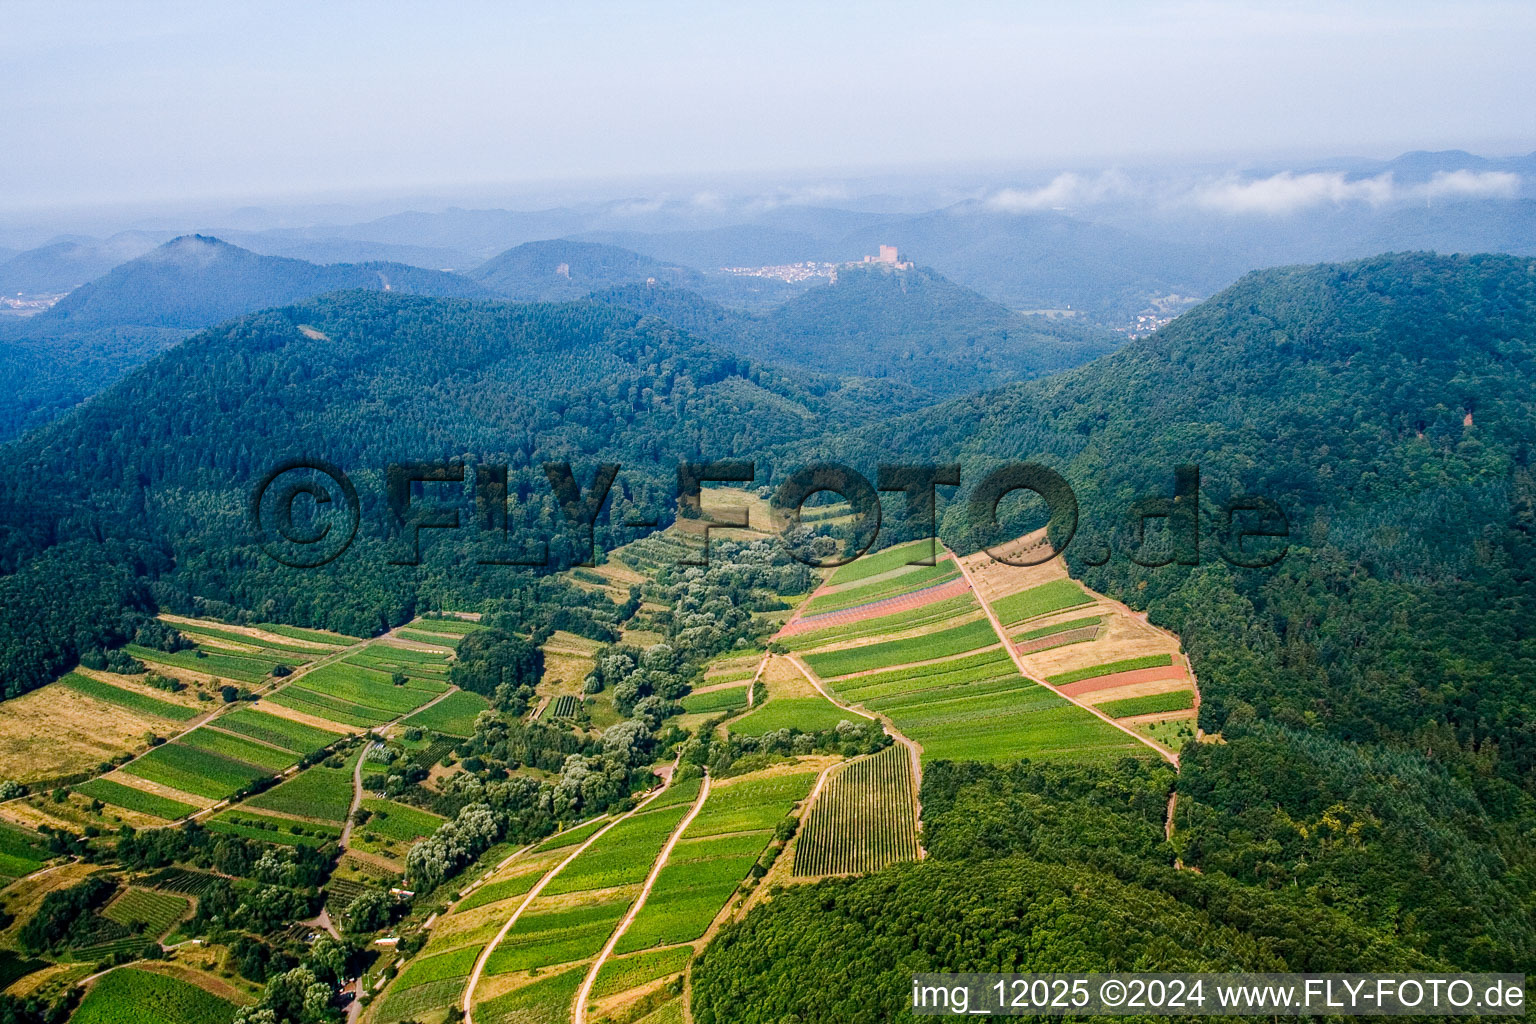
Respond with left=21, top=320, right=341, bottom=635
left=0, top=236, right=492, bottom=440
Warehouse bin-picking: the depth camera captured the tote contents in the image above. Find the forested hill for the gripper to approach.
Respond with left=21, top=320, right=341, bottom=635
left=593, top=262, right=1120, bottom=398
left=776, top=252, right=1536, bottom=972
left=38, top=234, right=490, bottom=329
left=468, top=238, right=703, bottom=300
left=0, top=235, right=492, bottom=441
left=0, top=290, right=898, bottom=699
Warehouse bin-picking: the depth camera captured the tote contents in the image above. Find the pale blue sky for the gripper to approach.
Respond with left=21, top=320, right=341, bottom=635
left=3, top=0, right=1535, bottom=210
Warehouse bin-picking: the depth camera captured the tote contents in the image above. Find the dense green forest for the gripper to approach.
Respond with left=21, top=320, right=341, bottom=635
left=0, top=235, right=491, bottom=441
left=2, top=250, right=1535, bottom=1016
left=596, top=261, right=1119, bottom=397
left=0, top=290, right=901, bottom=696
left=692, top=759, right=1440, bottom=1023
left=468, top=238, right=704, bottom=299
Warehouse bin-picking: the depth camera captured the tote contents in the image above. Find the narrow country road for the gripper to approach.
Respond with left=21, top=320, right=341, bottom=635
left=461, top=765, right=680, bottom=1024
left=572, top=771, right=712, bottom=1024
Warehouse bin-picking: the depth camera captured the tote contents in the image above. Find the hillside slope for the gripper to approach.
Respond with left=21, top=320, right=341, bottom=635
left=469, top=239, right=702, bottom=300
left=594, top=262, right=1120, bottom=398
left=0, top=290, right=897, bottom=697
left=0, top=236, right=492, bottom=440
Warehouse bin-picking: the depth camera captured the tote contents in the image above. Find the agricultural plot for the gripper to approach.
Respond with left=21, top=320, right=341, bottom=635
left=1098, top=690, right=1195, bottom=718
left=792, top=744, right=919, bottom=877
left=801, top=560, right=960, bottom=616
left=353, top=799, right=446, bottom=861
left=125, top=644, right=284, bottom=684
left=0, top=822, right=47, bottom=881
left=208, top=810, right=342, bottom=847
left=256, top=622, right=360, bottom=644
left=161, top=620, right=335, bottom=657
left=213, top=708, right=345, bottom=753
left=373, top=846, right=574, bottom=1024
left=57, top=673, right=199, bottom=723
left=120, top=741, right=269, bottom=800
left=728, top=697, right=848, bottom=736
left=179, top=728, right=300, bottom=773
left=591, top=945, right=693, bottom=1000
left=472, top=781, right=701, bottom=1017
left=292, top=662, right=443, bottom=715
left=0, top=681, right=177, bottom=786
left=614, top=767, right=818, bottom=954
left=800, top=617, right=998, bottom=678
left=69, top=966, right=238, bottom=1024
left=826, top=539, right=944, bottom=586
left=474, top=965, right=585, bottom=1024
left=401, top=690, right=489, bottom=736
left=778, top=593, right=978, bottom=651
left=73, top=779, right=197, bottom=821
left=547, top=695, right=580, bottom=719
left=1047, top=654, right=1174, bottom=686
left=102, top=888, right=189, bottom=936
left=679, top=685, right=748, bottom=715
left=242, top=759, right=355, bottom=822
left=409, top=617, right=486, bottom=635
left=266, top=688, right=388, bottom=728
left=990, top=578, right=1093, bottom=626
left=396, top=629, right=463, bottom=647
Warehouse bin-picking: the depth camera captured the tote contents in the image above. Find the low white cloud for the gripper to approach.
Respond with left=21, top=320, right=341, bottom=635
left=1415, top=169, right=1520, bottom=200
left=1191, top=171, right=1395, bottom=214
left=985, top=170, right=1133, bottom=211
left=1189, top=168, right=1522, bottom=214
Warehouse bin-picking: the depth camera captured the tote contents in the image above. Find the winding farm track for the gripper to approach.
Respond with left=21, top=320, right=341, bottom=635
left=572, top=771, right=712, bottom=1024
left=946, top=545, right=1179, bottom=767
left=461, top=766, right=680, bottom=1024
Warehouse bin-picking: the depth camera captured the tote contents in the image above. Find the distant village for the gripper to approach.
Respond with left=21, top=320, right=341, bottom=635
left=720, top=244, right=911, bottom=284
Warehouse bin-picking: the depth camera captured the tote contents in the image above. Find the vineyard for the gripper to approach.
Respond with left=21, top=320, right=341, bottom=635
left=792, top=744, right=920, bottom=877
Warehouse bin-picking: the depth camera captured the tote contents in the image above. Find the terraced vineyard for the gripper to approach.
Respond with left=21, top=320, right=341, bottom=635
left=792, top=744, right=920, bottom=877
left=786, top=548, right=1148, bottom=765
left=958, top=535, right=1198, bottom=757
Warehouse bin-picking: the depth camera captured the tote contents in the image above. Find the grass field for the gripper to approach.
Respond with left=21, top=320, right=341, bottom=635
left=728, top=696, right=849, bottom=736
left=120, top=742, right=269, bottom=800
left=793, top=744, right=919, bottom=877
left=1047, top=654, right=1174, bottom=686
left=57, top=673, right=198, bottom=722
left=800, top=617, right=998, bottom=678
left=242, top=760, right=354, bottom=822
left=74, top=779, right=197, bottom=821
left=1098, top=690, right=1196, bottom=717
left=991, top=579, right=1093, bottom=626
left=70, top=967, right=238, bottom=1024
left=214, top=708, right=344, bottom=753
